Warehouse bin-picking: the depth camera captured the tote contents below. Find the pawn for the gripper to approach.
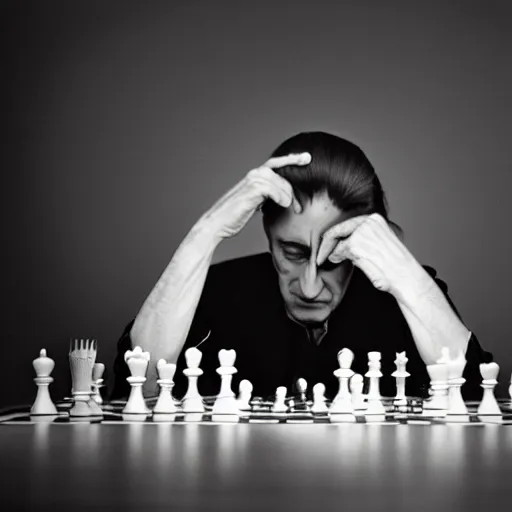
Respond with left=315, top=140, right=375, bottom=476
left=212, top=349, right=240, bottom=416
left=311, top=383, right=328, bottom=414
left=153, top=359, right=178, bottom=414
left=182, top=347, right=205, bottom=413
left=236, top=380, right=253, bottom=411
left=31, top=349, right=58, bottom=416
left=350, top=374, right=366, bottom=411
left=478, top=362, right=501, bottom=415
left=123, top=346, right=151, bottom=415
left=272, top=386, right=288, bottom=413
left=91, top=363, right=105, bottom=405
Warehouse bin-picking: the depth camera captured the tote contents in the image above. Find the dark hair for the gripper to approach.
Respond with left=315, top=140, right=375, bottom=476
left=261, top=132, right=401, bottom=236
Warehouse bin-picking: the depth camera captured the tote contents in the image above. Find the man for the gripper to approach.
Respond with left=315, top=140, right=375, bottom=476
left=112, top=132, right=491, bottom=400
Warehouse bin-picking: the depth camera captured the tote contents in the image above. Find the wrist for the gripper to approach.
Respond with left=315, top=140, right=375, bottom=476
left=392, top=262, right=436, bottom=307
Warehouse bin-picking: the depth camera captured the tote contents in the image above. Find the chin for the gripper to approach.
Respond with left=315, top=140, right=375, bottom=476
left=290, top=307, right=330, bottom=324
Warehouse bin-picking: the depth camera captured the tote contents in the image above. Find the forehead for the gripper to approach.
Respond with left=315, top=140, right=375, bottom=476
left=269, top=194, right=349, bottom=244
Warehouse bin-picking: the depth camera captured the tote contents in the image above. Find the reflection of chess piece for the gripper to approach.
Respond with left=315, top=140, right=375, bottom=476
left=392, top=352, right=410, bottom=406
left=123, top=346, right=151, bottom=415
left=153, top=359, right=178, bottom=414
left=31, top=349, right=58, bottom=416
left=91, top=363, right=105, bottom=405
left=478, top=363, right=501, bottom=415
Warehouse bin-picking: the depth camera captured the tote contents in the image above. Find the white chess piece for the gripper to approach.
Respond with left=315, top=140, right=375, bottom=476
left=391, top=352, right=409, bottom=406
left=236, top=379, right=253, bottom=411
left=330, top=348, right=354, bottom=414
left=153, top=359, right=178, bottom=414
left=423, top=356, right=449, bottom=416
left=477, top=362, right=501, bottom=415
left=272, top=386, right=288, bottom=413
left=91, top=363, right=105, bottom=405
left=365, top=352, right=386, bottom=415
left=31, top=349, right=58, bottom=416
left=69, top=338, right=100, bottom=417
left=212, top=349, right=240, bottom=417
left=350, top=374, right=367, bottom=411
left=123, top=346, right=151, bottom=414
left=311, top=383, right=328, bottom=413
left=182, top=347, right=205, bottom=413
left=445, top=349, right=468, bottom=415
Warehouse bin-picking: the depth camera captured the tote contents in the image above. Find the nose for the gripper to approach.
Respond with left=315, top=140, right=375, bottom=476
left=298, top=262, right=323, bottom=300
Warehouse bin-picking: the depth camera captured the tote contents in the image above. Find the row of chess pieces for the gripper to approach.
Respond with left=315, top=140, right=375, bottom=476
left=29, top=340, right=511, bottom=420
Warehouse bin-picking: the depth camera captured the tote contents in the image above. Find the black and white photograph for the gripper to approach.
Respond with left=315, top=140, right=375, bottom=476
left=1, top=1, right=511, bottom=510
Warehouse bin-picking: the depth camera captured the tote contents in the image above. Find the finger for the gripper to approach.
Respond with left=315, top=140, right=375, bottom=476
left=258, top=167, right=302, bottom=213
left=264, top=152, right=311, bottom=169
left=251, top=177, right=293, bottom=209
left=323, top=215, right=369, bottom=240
left=316, top=235, right=340, bottom=266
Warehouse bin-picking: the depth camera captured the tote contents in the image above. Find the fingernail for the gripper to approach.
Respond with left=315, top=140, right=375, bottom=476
left=301, top=153, right=311, bottom=164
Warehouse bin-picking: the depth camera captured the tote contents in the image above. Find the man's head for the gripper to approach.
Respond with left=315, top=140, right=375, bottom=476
left=261, top=131, right=393, bottom=325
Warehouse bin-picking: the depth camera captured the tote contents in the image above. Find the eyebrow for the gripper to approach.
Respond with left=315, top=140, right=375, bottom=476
left=277, top=238, right=310, bottom=250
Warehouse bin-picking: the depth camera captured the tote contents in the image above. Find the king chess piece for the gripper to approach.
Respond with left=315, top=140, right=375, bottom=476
left=30, top=349, right=58, bottom=416
left=123, top=346, right=151, bottom=415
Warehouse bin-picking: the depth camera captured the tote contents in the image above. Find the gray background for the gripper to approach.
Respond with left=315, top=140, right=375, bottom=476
left=2, top=0, right=511, bottom=407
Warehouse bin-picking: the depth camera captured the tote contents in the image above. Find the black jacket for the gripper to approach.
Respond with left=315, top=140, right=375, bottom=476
left=112, top=252, right=492, bottom=401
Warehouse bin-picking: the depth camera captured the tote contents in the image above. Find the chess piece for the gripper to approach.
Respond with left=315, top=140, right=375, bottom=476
left=477, top=362, right=501, bottom=415
left=236, top=379, right=253, bottom=411
left=294, top=378, right=310, bottom=411
left=212, top=349, right=240, bottom=417
left=69, top=338, right=100, bottom=417
left=350, top=374, right=366, bottom=411
left=365, top=352, right=386, bottom=415
left=123, top=346, right=151, bottom=415
left=366, top=352, right=382, bottom=399
left=91, top=363, right=105, bottom=405
left=30, top=349, right=58, bottom=416
left=153, top=359, right=178, bottom=414
left=445, top=349, right=469, bottom=415
left=182, top=347, right=205, bottom=413
left=272, top=386, right=288, bottom=413
left=311, top=383, right=328, bottom=414
left=330, top=348, right=354, bottom=414
left=392, top=352, right=410, bottom=406
left=423, top=358, right=449, bottom=416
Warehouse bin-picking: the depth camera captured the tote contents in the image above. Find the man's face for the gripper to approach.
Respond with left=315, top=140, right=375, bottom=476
left=265, top=193, right=354, bottom=325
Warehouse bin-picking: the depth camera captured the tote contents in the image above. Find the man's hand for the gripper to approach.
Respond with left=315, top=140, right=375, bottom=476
left=316, top=213, right=432, bottom=301
left=202, top=153, right=311, bottom=240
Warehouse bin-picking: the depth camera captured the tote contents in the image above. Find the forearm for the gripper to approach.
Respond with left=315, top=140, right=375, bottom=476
left=131, top=218, right=220, bottom=394
left=395, top=265, right=470, bottom=365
